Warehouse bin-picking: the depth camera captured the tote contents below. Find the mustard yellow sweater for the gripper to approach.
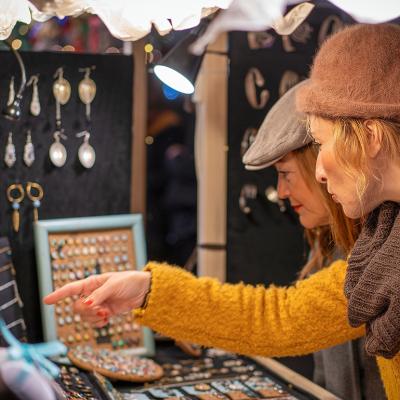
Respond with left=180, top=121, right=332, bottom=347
left=134, top=260, right=400, bottom=399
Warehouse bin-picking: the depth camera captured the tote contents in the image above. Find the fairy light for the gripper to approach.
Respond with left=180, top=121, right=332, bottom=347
left=144, top=43, right=154, bottom=53
left=62, top=45, right=76, bottom=52
left=11, top=39, right=22, bottom=50
left=145, top=136, right=154, bottom=145
left=105, top=47, right=120, bottom=53
left=18, top=25, right=29, bottom=35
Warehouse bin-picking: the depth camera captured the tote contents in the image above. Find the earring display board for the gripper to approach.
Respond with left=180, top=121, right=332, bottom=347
left=0, top=51, right=133, bottom=341
left=35, top=214, right=155, bottom=356
left=227, top=4, right=353, bottom=379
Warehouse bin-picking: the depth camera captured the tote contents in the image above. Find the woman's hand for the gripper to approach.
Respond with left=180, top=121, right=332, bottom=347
left=43, top=271, right=151, bottom=327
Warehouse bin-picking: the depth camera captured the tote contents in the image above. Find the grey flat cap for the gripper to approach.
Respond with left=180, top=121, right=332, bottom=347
left=242, top=79, right=311, bottom=170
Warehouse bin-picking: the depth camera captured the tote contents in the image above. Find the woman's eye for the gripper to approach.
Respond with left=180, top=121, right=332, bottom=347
left=278, top=171, right=291, bottom=181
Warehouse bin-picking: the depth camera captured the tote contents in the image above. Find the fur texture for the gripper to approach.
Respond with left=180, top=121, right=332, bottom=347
left=297, top=24, right=400, bottom=121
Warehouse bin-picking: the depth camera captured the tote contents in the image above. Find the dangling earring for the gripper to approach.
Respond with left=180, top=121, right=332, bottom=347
left=6, top=184, right=24, bottom=233
left=26, top=182, right=44, bottom=222
left=50, top=68, right=70, bottom=167
left=27, top=74, right=41, bottom=117
left=7, top=76, right=15, bottom=107
left=4, top=132, right=16, bottom=168
left=49, top=130, right=67, bottom=167
left=23, top=130, right=35, bottom=167
left=76, top=131, right=96, bottom=168
left=53, top=67, right=71, bottom=130
left=78, top=66, right=96, bottom=123
left=77, top=67, right=97, bottom=169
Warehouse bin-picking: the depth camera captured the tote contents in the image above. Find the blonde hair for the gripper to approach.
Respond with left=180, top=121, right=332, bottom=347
left=320, top=118, right=400, bottom=201
left=292, top=144, right=360, bottom=279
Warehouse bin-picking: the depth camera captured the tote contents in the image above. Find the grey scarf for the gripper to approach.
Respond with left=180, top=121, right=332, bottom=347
left=345, top=201, right=400, bottom=358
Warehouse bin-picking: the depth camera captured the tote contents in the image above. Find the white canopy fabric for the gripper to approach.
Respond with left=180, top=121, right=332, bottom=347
left=191, top=0, right=400, bottom=54
left=0, top=0, right=231, bottom=40
left=1, top=0, right=400, bottom=47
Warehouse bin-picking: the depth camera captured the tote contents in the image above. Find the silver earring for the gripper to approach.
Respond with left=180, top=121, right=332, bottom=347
left=53, top=67, right=71, bottom=130
left=23, top=130, right=35, bottom=167
left=76, top=131, right=96, bottom=169
left=78, top=66, right=96, bottom=122
left=49, top=130, right=67, bottom=168
left=27, top=74, right=41, bottom=116
left=4, top=132, right=16, bottom=168
left=7, top=76, right=15, bottom=107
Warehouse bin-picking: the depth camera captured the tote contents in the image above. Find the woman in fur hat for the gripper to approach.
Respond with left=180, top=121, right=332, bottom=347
left=296, top=22, right=400, bottom=399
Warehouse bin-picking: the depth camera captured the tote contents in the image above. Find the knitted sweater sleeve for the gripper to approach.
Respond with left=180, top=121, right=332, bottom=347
left=134, top=259, right=364, bottom=357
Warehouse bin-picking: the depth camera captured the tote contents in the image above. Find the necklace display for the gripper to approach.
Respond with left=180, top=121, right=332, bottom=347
left=49, top=228, right=144, bottom=350
left=68, top=346, right=164, bottom=382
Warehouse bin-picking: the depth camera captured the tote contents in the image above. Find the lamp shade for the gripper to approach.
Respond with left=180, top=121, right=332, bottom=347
left=154, top=21, right=208, bottom=94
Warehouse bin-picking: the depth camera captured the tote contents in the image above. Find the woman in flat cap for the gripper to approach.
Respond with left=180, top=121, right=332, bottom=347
left=44, top=79, right=386, bottom=398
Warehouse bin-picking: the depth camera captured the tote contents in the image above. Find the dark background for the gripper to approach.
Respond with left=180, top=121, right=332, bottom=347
left=227, top=4, right=352, bottom=378
left=0, top=51, right=133, bottom=342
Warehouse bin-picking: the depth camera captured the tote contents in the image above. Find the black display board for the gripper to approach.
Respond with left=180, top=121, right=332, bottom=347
left=227, top=4, right=352, bottom=378
left=0, top=51, right=133, bottom=341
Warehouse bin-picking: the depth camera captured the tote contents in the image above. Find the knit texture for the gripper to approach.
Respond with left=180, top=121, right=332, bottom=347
left=296, top=24, right=400, bottom=122
left=135, top=260, right=363, bottom=356
left=133, top=261, right=400, bottom=399
left=345, top=202, right=400, bottom=358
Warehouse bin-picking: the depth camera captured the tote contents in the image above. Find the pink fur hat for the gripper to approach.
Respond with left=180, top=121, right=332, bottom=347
left=297, top=23, right=400, bottom=122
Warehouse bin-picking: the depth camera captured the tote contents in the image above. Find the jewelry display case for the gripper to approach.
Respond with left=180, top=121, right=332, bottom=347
left=34, top=214, right=155, bottom=356
left=54, top=346, right=339, bottom=400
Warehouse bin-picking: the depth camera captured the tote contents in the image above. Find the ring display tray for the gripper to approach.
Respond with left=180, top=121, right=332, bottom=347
left=35, top=214, right=154, bottom=356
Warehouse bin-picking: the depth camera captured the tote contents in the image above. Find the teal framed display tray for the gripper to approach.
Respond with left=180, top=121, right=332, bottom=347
left=34, top=214, right=155, bottom=357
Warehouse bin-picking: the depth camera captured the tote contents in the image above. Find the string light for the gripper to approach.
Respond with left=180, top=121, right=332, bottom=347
left=18, top=25, right=29, bottom=35
left=62, top=45, right=76, bottom=52
left=145, top=136, right=154, bottom=145
left=11, top=39, right=22, bottom=50
left=144, top=43, right=154, bottom=53
left=105, top=47, right=120, bottom=53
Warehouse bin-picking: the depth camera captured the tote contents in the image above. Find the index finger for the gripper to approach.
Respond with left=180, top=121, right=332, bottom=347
left=43, top=274, right=111, bottom=305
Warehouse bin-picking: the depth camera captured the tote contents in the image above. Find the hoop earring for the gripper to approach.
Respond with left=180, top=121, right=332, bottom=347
left=7, top=184, right=24, bottom=232
left=26, top=182, right=44, bottom=222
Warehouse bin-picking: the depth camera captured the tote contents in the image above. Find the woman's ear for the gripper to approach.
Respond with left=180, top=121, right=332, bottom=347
left=364, top=120, right=383, bottom=158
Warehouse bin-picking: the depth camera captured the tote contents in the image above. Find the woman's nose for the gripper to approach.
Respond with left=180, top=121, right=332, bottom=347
left=277, top=178, right=290, bottom=199
left=315, top=153, right=327, bottom=184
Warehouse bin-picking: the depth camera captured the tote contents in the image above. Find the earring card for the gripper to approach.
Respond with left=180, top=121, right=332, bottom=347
left=34, top=214, right=154, bottom=356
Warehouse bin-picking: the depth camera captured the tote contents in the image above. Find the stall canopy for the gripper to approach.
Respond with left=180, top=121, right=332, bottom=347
left=2, top=0, right=400, bottom=44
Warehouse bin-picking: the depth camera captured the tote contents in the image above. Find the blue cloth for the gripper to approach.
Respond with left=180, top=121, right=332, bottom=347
left=0, top=319, right=66, bottom=380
